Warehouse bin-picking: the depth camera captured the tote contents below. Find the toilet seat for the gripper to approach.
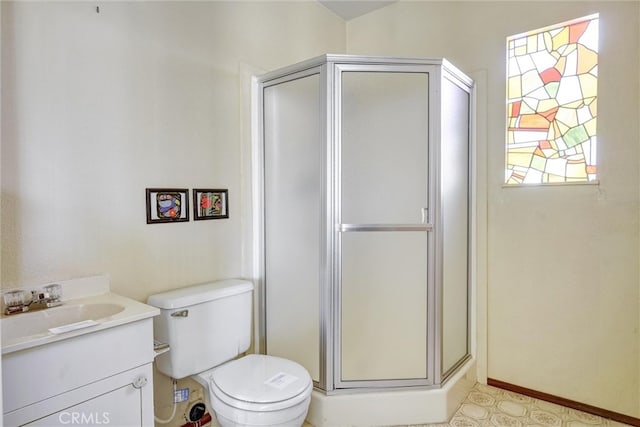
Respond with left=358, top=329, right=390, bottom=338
left=199, top=354, right=312, bottom=412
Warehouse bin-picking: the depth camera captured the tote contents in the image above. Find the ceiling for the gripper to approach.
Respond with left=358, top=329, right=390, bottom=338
left=318, top=1, right=396, bottom=21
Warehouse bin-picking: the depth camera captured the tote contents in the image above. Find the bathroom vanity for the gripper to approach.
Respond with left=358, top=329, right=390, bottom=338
left=1, top=276, right=159, bottom=426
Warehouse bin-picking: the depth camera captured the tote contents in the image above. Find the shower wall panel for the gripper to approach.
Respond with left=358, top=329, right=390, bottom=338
left=263, top=72, right=322, bottom=383
left=440, top=77, right=471, bottom=377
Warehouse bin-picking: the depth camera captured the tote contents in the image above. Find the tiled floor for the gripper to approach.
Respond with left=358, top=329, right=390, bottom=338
left=304, top=383, right=632, bottom=427
left=418, top=383, right=631, bottom=427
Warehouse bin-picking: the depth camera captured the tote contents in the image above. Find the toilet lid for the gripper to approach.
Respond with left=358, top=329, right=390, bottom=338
left=211, top=354, right=312, bottom=406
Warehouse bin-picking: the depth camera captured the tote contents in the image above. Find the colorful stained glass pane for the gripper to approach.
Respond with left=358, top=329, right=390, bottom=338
left=505, top=14, right=598, bottom=184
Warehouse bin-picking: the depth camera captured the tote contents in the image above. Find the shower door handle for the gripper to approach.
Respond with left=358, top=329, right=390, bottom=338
left=338, top=224, right=433, bottom=232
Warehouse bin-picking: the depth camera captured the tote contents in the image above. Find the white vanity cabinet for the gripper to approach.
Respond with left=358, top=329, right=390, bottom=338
left=17, top=365, right=153, bottom=427
left=1, top=281, right=159, bottom=427
left=3, top=319, right=155, bottom=426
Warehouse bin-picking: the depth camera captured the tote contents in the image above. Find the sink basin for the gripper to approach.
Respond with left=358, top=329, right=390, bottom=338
left=1, top=281, right=159, bottom=356
left=2, top=303, right=125, bottom=343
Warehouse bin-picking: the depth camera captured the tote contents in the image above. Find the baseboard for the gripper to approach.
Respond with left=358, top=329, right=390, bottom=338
left=487, top=378, right=640, bottom=427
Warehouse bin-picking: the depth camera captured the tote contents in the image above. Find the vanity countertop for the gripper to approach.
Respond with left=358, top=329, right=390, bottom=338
left=1, top=276, right=159, bottom=355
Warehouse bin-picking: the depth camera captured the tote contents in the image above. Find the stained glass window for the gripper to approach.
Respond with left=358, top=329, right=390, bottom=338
left=505, top=14, right=599, bottom=184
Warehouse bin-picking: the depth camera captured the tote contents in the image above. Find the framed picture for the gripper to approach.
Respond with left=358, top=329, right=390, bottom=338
left=193, top=189, right=229, bottom=220
left=146, top=188, right=189, bottom=224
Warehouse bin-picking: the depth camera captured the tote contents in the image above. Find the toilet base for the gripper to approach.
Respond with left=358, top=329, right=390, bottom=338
left=210, top=394, right=310, bottom=427
left=213, top=408, right=309, bottom=427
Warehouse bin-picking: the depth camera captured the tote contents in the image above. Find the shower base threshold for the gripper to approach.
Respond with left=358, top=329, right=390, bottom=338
left=306, top=358, right=476, bottom=427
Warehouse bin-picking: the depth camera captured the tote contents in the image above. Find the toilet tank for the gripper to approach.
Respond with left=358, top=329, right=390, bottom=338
left=147, top=279, right=254, bottom=379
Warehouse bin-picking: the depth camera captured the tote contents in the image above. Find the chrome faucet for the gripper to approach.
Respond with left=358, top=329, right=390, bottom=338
left=3, top=284, right=63, bottom=315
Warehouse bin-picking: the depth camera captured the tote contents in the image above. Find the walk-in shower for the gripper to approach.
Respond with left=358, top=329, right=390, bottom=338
left=253, top=55, right=475, bottom=426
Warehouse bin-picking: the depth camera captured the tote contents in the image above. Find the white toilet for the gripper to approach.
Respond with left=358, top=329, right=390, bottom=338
left=147, top=279, right=312, bottom=427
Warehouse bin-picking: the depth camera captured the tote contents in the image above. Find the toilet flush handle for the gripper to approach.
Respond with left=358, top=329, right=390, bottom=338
left=171, top=309, right=189, bottom=317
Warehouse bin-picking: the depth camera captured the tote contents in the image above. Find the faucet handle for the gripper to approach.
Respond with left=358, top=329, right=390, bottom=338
left=3, top=290, right=31, bottom=314
left=43, top=284, right=63, bottom=301
left=4, top=290, right=30, bottom=306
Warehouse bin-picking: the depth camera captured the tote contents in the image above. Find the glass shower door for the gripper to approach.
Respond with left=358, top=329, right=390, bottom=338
left=337, top=67, right=433, bottom=387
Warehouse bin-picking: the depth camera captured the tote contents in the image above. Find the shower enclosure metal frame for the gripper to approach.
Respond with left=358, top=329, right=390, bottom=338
left=254, top=54, right=473, bottom=394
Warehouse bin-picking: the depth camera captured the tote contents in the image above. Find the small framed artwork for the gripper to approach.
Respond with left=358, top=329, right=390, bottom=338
left=146, top=188, right=190, bottom=224
left=193, top=189, right=229, bottom=220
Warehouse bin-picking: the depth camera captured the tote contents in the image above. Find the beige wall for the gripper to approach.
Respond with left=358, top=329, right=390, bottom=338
left=0, top=1, right=344, bottom=302
left=0, top=3, right=344, bottom=424
left=347, top=1, right=640, bottom=418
